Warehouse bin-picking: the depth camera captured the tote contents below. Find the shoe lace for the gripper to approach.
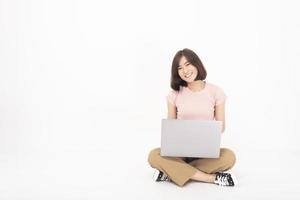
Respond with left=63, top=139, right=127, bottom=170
left=160, top=173, right=170, bottom=181
left=216, top=173, right=230, bottom=186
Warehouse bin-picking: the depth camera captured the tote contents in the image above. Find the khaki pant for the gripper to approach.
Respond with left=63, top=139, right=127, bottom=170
left=148, top=147, right=236, bottom=187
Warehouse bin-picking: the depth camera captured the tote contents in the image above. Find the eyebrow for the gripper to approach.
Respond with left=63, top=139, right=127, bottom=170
left=178, top=61, right=189, bottom=67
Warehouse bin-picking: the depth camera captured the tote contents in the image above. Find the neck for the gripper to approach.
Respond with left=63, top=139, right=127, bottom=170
left=187, top=80, right=205, bottom=91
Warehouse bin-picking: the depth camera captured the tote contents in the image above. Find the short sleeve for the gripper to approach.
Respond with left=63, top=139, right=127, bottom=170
left=166, top=90, right=178, bottom=106
left=215, top=86, right=227, bottom=106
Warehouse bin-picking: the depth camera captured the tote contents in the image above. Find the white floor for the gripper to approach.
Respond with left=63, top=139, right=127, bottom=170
left=1, top=130, right=300, bottom=200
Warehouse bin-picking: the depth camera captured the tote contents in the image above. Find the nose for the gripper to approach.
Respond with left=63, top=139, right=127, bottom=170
left=183, top=67, right=189, bottom=74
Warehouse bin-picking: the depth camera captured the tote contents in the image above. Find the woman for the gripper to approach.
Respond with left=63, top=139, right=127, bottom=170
left=147, top=48, right=237, bottom=187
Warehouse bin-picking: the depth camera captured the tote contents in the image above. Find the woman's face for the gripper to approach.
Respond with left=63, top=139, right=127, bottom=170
left=177, top=56, right=198, bottom=83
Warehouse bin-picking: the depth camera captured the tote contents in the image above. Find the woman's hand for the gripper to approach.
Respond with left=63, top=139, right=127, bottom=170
left=214, top=103, right=226, bottom=133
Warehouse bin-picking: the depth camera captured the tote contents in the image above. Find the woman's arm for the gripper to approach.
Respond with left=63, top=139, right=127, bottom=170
left=214, top=103, right=226, bottom=133
left=167, top=101, right=177, bottom=119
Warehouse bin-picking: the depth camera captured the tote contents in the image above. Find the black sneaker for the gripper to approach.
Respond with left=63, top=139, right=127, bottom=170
left=152, top=169, right=170, bottom=182
left=214, top=172, right=235, bottom=186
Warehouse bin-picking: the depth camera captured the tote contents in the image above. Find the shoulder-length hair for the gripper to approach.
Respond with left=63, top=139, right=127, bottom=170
left=170, top=48, right=207, bottom=91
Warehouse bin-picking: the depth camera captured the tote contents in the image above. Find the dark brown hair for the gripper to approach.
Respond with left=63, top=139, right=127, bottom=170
left=170, top=48, right=207, bottom=91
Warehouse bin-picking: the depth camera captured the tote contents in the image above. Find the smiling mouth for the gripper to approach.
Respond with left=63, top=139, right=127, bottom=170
left=185, top=72, right=192, bottom=78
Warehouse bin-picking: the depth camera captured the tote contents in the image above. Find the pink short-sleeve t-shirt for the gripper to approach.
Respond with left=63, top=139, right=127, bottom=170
left=166, top=81, right=227, bottom=120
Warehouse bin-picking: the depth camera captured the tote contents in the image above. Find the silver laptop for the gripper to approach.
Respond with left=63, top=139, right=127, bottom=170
left=160, top=119, right=222, bottom=158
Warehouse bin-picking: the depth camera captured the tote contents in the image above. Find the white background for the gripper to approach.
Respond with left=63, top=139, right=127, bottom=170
left=0, top=0, right=300, bottom=199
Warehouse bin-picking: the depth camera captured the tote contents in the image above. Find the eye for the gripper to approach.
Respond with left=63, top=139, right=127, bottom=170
left=186, top=63, right=190, bottom=66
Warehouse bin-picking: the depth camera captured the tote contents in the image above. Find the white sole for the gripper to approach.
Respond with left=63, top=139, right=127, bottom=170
left=152, top=169, right=160, bottom=181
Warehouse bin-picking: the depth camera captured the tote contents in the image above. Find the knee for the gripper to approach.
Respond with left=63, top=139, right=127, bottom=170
left=147, top=148, right=161, bottom=166
left=220, top=148, right=236, bottom=167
